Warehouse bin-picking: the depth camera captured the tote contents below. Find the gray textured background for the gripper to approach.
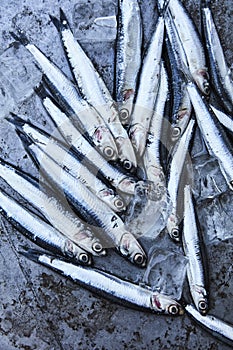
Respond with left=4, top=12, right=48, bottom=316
left=0, top=0, right=233, bottom=349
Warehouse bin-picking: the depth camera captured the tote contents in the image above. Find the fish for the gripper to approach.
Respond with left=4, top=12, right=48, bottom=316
left=0, top=158, right=106, bottom=256
left=115, top=0, right=142, bottom=126
left=128, top=9, right=165, bottom=158
left=50, top=9, right=137, bottom=172
left=201, top=0, right=233, bottom=114
left=185, top=78, right=233, bottom=190
left=0, top=189, right=92, bottom=265
left=160, top=0, right=209, bottom=95
left=20, top=248, right=184, bottom=315
left=166, top=119, right=195, bottom=241
left=183, top=185, right=208, bottom=315
left=186, top=304, right=233, bottom=346
left=15, top=133, right=147, bottom=267
left=10, top=30, right=119, bottom=162
left=7, top=112, right=151, bottom=200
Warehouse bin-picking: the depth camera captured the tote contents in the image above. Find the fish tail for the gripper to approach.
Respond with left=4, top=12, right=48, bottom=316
left=6, top=113, right=27, bottom=128
left=158, top=0, right=171, bottom=17
left=18, top=246, right=48, bottom=263
left=49, top=14, right=61, bottom=32
left=201, top=0, right=211, bottom=9
left=34, top=81, right=49, bottom=100
left=59, top=8, right=71, bottom=30
left=10, top=29, right=30, bottom=46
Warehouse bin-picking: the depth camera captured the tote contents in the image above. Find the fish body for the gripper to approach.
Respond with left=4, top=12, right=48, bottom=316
left=51, top=10, right=137, bottom=172
left=183, top=185, right=208, bottom=315
left=115, top=0, right=142, bottom=126
left=0, top=159, right=105, bottom=256
left=201, top=0, right=233, bottom=113
left=0, top=189, right=91, bottom=265
left=22, top=249, right=184, bottom=315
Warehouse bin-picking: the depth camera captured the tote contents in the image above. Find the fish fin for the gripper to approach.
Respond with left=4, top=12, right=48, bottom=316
left=34, top=81, right=50, bottom=100
left=49, top=14, right=61, bottom=32
left=6, top=113, right=28, bottom=128
left=10, top=29, right=30, bottom=46
left=18, top=246, right=47, bottom=263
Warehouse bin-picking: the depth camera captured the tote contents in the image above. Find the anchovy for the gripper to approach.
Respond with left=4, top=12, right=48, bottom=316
left=186, top=304, right=233, bottom=345
left=0, top=189, right=91, bottom=265
left=201, top=0, right=233, bottom=113
left=50, top=9, right=137, bottom=172
left=128, top=13, right=164, bottom=158
left=0, top=159, right=105, bottom=256
left=10, top=30, right=119, bottom=162
left=183, top=185, right=208, bottom=315
left=166, top=119, right=195, bottom=241
left=115, top=0, right=142, bottom=126
left=21, top=249, right=184, bottom=315
left=186, top=80, right=233, bottom=190
left=164, top=37, right=192, bottom=142
left=160, top=0, right=209, bottom=95
left=8, top=113, right=150, bottom=200
left=16, top=136, right=147, bottom=267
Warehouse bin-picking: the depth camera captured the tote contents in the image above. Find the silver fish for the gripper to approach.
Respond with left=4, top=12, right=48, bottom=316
left=0, top=159, right=105, bottom=256
left=201, top=0, right=233, bottom=113
left=0, top=189, right=91, bottom=265
left=115, top=0, right=142, bottom=126
left=21, top=249, right=184, bottom=315
left=129, top=14, right=164, bottom=158
left=10, top=30, right=119, bottom=162
left=186, top=304, right=233, bottom=345
left=186, top=80, right=233, bottom=190
left=51, top=9, right=137, bottom=172
left=161, top=0, right=209, bottom=95
left=167, top=119, right=195, bottom=241
left=183, top=185, right=208, bottom=315
left=20, top=141, right=147, bottom=267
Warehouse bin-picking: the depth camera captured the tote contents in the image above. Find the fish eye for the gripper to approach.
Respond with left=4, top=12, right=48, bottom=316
left=92, top=242, right=103, bottom=253
left=171, top=228, right=180, bottom=241
left=198, top=300, right=208, bottom=313
left=133, top=253, right=146, bottom=267
left=168, top=304, right=179, bottom=315
left=123, top=159, right=132, bottom=170
left=172, top=127, right=181, bottom=139
left=114, top=198, right=125, bottom=210
left=79, top=253, right=90, bottom=264
left=203, top=83, right=210, bottom=95
left=104, top=146, right=115, bottom=159
left=120, top=108, right=129, bottom=121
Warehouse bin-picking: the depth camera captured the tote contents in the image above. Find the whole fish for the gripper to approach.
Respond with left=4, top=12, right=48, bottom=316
left=115, top=0, right=142, bottom=126
left=186, top=79, right=233, bottom=190
left=128, top=11, right=165, bottom=158
left=166, top=119, right=195, bottom=241
left=50, top=9, right=137, bottom=172
left=0, top=189, right=91, bottom=265
left=201, top=0, right=233, bottom=113
left=16, top=136, right=147, bottom=267
left=21, top=249, right=184, bottom=315
left=10, top=30, right=119, bottom=162
left=160, top=0, right=209, bottom=95
left=183, top=185, right=208, bottom=315
left=0, top=159, right=105, bottom=256
left=186, top=304, right=233, bottom=346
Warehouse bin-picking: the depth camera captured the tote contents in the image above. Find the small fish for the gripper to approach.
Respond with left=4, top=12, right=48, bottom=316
left=186, top=79, right=233, bottom=190
left=21, top=249, right=184, bottom=315
left=160, top=0, right=209, bottom=95
left=0, top=159, right=105, bottom=256
left=201, top=0, right=233, bottom=113
left=183, top=185, right=208, bottom=315
left=166, top=119, right=195, bottom=241
left=50, top=9, right=137, bottom=172
left=128, top=10, right=165, bottom=158
left=17, top=136, right=147, bottom=267
left=186, top=304, right=233, bottom=346
left=0, top=189, right=91, bottom=265
left=115, top=0, right=142, bottom=126
left=10, top=30, right=119, bottom=162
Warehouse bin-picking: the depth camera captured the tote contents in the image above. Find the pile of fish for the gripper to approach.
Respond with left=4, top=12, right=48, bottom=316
left=0, top=0, right=233, bottom=345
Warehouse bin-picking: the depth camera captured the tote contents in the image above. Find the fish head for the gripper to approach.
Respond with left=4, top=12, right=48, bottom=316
left=166, top=213, right=180, bottom=242
left=191, top=285, right=208, bottom=315
left=129, top=123, right=147, bottom=159
left=194, top=69, right=210, bottom=96
left=150, top=293, right=184, bottom=315
left=118, top=232, right=147, bottom=267
left=99, top=188, right=126, bottom=213
left=114, top=136, right=137, bottom=172
left=64, top=239, right=92, bottom=265
left=93, top=126, right=119, bottom=161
